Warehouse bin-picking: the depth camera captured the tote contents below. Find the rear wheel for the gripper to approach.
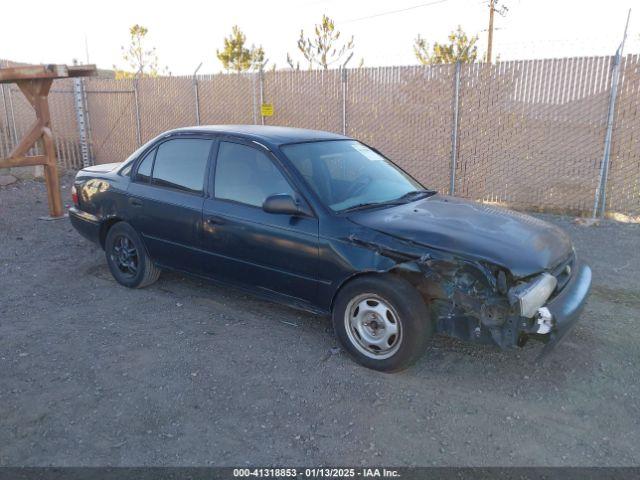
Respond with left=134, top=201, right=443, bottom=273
left=332, top=274, right=433, bottom=372
left=105, top=221, right=160, bottom=288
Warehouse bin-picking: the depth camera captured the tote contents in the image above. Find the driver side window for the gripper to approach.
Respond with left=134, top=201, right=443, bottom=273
left=214, top=142, right=294, bottom=207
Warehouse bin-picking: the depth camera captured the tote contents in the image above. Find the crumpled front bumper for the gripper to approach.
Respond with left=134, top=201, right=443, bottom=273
left=538, top=261, right=592, bottom=356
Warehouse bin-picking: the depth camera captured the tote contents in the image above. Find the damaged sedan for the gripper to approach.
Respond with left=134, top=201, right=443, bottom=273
left=69, top=125, right=592, bottom=371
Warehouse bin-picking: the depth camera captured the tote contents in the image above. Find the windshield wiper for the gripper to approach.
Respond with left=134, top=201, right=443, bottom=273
left=338, top=199, right=405, bottom=214
left=397, top=189, right=437, bottom=201
left=338, top=190, right=437, bottom=214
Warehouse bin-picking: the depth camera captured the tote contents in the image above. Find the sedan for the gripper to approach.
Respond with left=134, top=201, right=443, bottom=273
left=69, top=125, right=592, bottom=371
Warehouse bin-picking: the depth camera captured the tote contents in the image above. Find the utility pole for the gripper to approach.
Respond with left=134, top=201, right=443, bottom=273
left=487, top=0, right=495, bottom=63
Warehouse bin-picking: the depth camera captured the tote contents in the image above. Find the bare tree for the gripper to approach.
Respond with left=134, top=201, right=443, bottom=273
left=287, top=14, right=358, bottom=70
left=114, top=24, right=169, bottom=79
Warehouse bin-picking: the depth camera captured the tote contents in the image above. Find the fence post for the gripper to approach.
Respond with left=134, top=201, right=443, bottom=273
left=0, top=60, right=17, bottom=148
left=133, top=77, right=142, bottom=146
left=259, top=65, right=265, bottom=126
left=341, top=67, right=348, bottom=135
left=449, top=61, right=461, bottom=196
left=0, top=84, right=10, bottom=153
left=73, top=78, right=92, bottom=167
left=7, top=86, right=18, bottom=145
left=252, top=72, right=259, bottom=125
left=593, top=9, right=630, bottom=218
left=193, top=77, right=201, bottom=126
left=192, top=62, right=202, bottom=126
left=340, top=54, right=354, bottom=135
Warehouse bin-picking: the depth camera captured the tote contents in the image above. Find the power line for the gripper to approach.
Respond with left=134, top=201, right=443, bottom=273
left=340, top=0, right=452, bottom=24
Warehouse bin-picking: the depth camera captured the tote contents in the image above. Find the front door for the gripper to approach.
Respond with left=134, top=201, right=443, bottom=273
left=201, top=140, right=319, bottom=305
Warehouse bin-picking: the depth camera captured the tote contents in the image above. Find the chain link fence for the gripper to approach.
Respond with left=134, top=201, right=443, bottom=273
left=1, top=56, right=639, bottom=216
left=456, top=57, right=614, bottom=213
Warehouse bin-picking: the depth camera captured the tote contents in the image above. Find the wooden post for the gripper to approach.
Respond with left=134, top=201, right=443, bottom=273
left=15, top=79, right=63, bottom=217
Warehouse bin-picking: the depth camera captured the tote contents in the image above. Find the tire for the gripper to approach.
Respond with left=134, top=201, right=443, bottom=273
left=332, top=274, right=433, bottom=372
left=104, top=221, right=161, bottom=289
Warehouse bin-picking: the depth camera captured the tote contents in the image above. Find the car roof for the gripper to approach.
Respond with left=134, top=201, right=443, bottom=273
left=169, top=125, right=350, bottom=147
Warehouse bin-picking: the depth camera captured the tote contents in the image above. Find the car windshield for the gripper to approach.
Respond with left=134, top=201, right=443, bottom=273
left=282, top=140, right=428, bottom=212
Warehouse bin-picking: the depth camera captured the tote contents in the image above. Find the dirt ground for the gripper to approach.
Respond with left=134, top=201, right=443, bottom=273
left=1, top=175, right=639, bottom=467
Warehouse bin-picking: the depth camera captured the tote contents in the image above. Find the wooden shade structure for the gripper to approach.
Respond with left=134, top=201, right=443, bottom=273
left=0, top=64, right=96, bottom=217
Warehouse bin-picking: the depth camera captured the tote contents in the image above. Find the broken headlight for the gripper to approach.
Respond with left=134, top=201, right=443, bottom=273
left=509, top=273, right=557, bottom=318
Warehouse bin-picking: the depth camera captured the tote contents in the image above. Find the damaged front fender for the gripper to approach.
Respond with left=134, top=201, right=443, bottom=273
left=330, top=231, right=525, bottom=349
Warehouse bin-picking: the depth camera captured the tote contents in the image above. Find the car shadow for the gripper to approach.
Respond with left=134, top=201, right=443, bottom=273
left=87, top=261, right=597, bottom=384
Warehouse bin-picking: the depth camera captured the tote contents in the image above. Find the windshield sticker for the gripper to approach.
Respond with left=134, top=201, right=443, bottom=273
left=351, top=144, right=382, bottom=161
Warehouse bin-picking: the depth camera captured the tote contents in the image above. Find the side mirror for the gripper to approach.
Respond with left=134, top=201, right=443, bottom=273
left=262, top=194, right=311, bottom=217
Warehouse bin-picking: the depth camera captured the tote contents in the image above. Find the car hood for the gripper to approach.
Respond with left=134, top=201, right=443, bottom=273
left=347, top=194, right=573, bottom=278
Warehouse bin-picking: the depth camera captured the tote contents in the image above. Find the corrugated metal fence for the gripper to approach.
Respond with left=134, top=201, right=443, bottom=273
left=1, top=56, right=638, bottom=216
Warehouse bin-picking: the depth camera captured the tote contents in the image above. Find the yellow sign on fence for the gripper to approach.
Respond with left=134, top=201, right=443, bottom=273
left=261, top=103, right=274, bottom=117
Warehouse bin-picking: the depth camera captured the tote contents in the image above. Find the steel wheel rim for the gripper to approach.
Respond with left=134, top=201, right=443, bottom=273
left=344, top=293, right=402, bottom=360
left=110, top=235, right=139, bottom=278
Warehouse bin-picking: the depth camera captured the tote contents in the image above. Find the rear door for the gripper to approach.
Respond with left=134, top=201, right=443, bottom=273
left=127, top=136, right=214, bottom=273
left=201, top=139, right=320, bottom=304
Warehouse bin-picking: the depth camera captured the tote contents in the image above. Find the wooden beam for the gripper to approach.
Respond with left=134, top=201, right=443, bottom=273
left=42, top=128, right=63, bottom=217
left=0, top=65, right=66, bottom=83
left=0, top=64, right=97, bottom=84
left=16, top=81, right=37, bottom=106
left=34, top=78, right=53, bottom=97
left=67, top=65, right=97, bottom=77
left=0, top=155, right=47, bottom=169
left=9, top=120, right=43, bottom=158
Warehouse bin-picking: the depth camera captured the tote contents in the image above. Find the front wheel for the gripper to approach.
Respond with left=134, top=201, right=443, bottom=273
left=332, top=274, right=433, bottom=372
left=105, top=221, right=161, bottom=288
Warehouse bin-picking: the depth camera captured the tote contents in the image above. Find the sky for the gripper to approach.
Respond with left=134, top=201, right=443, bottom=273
left=1, top=0, right=638, bottom=75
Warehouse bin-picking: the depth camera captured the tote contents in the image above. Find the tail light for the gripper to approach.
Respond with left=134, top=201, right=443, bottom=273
left=71, top=185, right=79, bottom=207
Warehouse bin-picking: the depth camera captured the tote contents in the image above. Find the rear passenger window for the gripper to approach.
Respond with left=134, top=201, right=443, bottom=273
left=214, top=142, right=294, bottom=207
left=135, top=149, right=155, bottom=183
left=152, top=139, right=212, bottom=194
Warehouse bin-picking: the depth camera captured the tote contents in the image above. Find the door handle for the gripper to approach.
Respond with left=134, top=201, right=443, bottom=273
left=206, top=215, right=226, bottom=225
left=129, top=198, right=143, bottom=207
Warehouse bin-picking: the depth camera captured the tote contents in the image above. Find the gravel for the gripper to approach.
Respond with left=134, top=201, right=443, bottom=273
left=1, top=176, right=639, bottom=466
